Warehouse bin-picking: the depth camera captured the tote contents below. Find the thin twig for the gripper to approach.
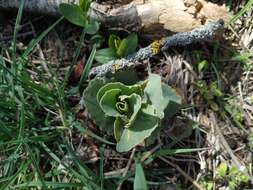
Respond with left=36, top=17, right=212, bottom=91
left=116, top=148, right=136, bottom=190
left=159, top=156, right=205, bottom=190
left=104, top=168, right=125, bottom=177
left=28, top=21, right=52, bottom=78
left=105, top=137, right=162, bottom=178
left=0, top=32, right=35, bottom=42
left=141, top=134, right=162, bottom=162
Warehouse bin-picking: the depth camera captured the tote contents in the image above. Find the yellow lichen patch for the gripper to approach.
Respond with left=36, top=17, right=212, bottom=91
left=250, top=95, right=253, bottom=103
left=151, top=40, right=162, bottom=55
left=113, top=63, right=121, bottom=72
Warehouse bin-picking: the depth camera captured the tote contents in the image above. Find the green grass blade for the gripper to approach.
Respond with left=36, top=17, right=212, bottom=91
left=12, top=0, right=25, bottom=70
left=145, top=148, right=207, bottom=165
left=74, top=123, right=115, bottom=145
left=40, top=142, right=91, bottom=185
left=0, top=121, right=14, bottom=138
left=14, top=181, right=83, bottom=188
left=62, top=137, right=100, bottom=187
left=0, top=161, right=30, bottom=190
left=63, top=28, right=86, bottom=88
left=18, top=102, right=25, bottom=139
left=22, top=17, right=63, bottom=57
left=78, top=45, right=96, bottom=90
left=229, top=0, right=253, bottom=24
left=99, top=146, right=105, bottom=190
left=24, top=144, right=47, bottom=189
left=134, top=161, right=148, bottom=190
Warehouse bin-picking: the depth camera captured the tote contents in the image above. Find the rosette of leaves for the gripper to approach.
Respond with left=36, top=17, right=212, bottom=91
left=83, top=73, right=181, bottom=152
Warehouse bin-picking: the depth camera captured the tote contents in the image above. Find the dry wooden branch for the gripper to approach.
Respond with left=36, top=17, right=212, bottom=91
left=89, top=20, right=224, bottom=78
left=0, top=0, right=229, bottom=34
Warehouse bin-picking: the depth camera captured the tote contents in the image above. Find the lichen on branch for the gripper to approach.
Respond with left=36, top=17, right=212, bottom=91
left=89, top=20, right=224, bottom=78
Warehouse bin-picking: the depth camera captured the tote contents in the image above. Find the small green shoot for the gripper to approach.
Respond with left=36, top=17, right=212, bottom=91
left=95, top=33, right=138, bottom=64
left=196, top=80, right=223, bottom=112
left=247, top=133, right=253, bottom=151
left=201, top=181, right=214, bottom=190
left=216, top=163, right=250, bottom=190
left=198, top=60, right=209, bottom=72
left=216, top=162, right=228, bottom=178
left=224, top=97, right=245, bottom=130
left=194, top=50, right=209, bottom=72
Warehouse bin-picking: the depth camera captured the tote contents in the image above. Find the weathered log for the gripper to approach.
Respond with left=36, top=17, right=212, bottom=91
left=0, top=0, right=229, bottom=34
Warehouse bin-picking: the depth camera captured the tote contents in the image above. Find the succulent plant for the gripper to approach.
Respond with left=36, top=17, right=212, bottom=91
left=83, top=73, right=181, bottom=152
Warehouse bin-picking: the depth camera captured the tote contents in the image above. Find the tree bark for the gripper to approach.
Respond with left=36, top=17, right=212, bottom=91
left=0, top=0, right=229, bottom=34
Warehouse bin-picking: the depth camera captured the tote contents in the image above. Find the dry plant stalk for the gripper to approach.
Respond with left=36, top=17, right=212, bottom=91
left=0, top=0, right=229, bottom=34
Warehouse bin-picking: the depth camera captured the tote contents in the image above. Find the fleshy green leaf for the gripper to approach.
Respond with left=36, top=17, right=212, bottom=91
left=99, top=89, right=123, bottom=117
left=134, top=162, right=148, bottom=190
left=97, top=82, right=142, bottom=103
left=79, top=0, right=85, bottom=11
left=144, top=73, right=181, bottom=118
left=84, top=75, right=181, bottom=152
left=115, top=100, right=129, bottom=114
left=82, top=77, right=114, bottom=132
left=198, top=60, right=209, bottom=72
left=95, top=48, right=117, bottom=64
left=113, top=69, right=140, bottom=85
left=59, top=3, right=86, bottom=27
left=90, top=34, right=104, bottom=48
left=114, top=117, right=124, bottom=142
left=119, top=94, right=142, bottom=127
left=144, top=73, right=165, bottom=118
left=229, top=165, right=239, bottom=176
left=85, top=20, right=100, bottom=34
left=79, top=0, right=91, bottom=12
left=117, top=34, right=138, bottom=58
left=109, top=34, right=121, bottom=50
left=162, top=84, right=182, bottom=117
left=141, top=101, right=159, bottom=116
left=217, top=162, right=228, bottom=178
left=116, top=104, right=159, bottom=152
